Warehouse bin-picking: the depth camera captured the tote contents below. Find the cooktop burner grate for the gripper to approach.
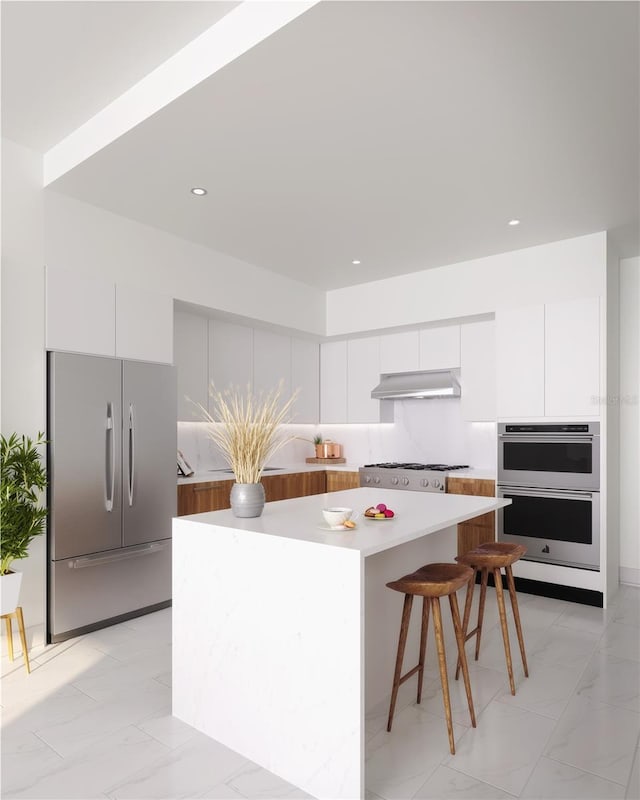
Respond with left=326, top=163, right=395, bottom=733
left=362, top=463, right=469, bottom=471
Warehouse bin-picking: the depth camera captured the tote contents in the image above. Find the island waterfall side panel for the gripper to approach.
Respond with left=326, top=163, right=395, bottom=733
left=172, top=519, right=364, bottom=800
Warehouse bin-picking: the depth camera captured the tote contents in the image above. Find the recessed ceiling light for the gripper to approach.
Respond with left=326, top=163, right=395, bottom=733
left=352, top=259, right=361, bottom=265
left=191, top=187, right=207, bottom=196
left=508, top=219, right=520, bottom=226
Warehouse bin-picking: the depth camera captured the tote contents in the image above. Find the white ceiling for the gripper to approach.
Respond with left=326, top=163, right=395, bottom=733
left=3, top=1, right=639, bottom=290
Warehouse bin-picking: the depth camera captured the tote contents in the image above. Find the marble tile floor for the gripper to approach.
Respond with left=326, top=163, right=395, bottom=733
left=2, top=585, right=639, bottom=800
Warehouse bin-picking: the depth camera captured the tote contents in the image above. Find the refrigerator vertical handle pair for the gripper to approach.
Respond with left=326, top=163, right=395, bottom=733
left=105, top=403, right=135, bottom=511
left=128, top=404, right=135, bottom=507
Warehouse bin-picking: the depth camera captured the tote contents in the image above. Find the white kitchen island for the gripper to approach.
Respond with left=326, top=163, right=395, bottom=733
left=172, top=488, right=511, bottom=800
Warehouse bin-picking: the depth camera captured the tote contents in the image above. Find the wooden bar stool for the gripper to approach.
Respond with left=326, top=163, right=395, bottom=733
left=455, top=542, right=528, bottom=695
left=386, top=563, right=476, bottom=755
left=2, top=606, right=31, bottom=674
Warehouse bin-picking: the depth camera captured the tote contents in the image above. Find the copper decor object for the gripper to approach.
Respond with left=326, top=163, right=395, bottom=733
left=315, top=442, right=343, bottom=459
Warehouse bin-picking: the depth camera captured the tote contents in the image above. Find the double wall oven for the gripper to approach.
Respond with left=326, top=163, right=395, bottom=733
left=497, top=423, right=600, bottom=571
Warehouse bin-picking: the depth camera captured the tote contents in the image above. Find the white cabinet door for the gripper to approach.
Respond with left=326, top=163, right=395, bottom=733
left=379, top=331, right=420, bottom=374
left=253, top=329, right=292, bottom=399
left=347, top=337, right=380, bottom=423
left=320, top=341, right=347, bottom=423
left=209, top=320, right=253, bottom=397
left=116, top=284, right=173, bottom=363
left=496, top=305, right=545, bottom=418
left=460, top=321, right=496, bottom=421
left=545, top=297, right=600, bottom=417
left=46, top=266, right=115, bottom=356
left=174, top=311, right=208, bottom=421
left=419, top=326, right=461, bottom=370
left=291, top=338, right=319, bottom=423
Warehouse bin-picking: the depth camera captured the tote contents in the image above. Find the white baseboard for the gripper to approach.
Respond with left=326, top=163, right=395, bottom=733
left=620, top=566, right=640, bottom=586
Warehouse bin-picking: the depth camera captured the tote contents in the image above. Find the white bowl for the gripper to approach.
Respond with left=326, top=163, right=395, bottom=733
left=322, top=507, right=353, bottom=529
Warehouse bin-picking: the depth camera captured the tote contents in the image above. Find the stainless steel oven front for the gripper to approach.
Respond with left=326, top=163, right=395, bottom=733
left=497, top=485, right=600, bottom=571
left=498, top=423, right=600, bottom=491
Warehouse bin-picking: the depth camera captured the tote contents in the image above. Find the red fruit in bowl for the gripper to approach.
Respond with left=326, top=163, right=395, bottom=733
left=376, top=503, right=387, bottom=512
left=384, top=509, right=394, bottom=518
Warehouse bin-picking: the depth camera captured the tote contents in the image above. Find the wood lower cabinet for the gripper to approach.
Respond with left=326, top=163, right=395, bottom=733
left=262, top=471, right=326, bottom=502
left=326, top=471, right=360, bottom=492
left=446, top=477, right=496, bottom=556
left=178, top=479, right=234, bottom=516
left=177, top=471, right=327, bottom=516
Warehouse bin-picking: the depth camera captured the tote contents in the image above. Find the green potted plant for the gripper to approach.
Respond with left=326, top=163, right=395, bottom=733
left=0, top=432, right=47, bottom=614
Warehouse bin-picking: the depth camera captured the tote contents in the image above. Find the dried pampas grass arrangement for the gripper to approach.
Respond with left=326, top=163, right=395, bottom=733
left=198, top=383, right=299, bottom=484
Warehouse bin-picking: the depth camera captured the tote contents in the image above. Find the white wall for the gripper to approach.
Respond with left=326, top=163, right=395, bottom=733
left=1, top=138, right=47, bottom=629
left=326, top=232, right=607, bottom=336
left=44, top=190, right=325, bottom=336
left=178, top=400, right=497, bottom=474
left=619, top=256, right=640, bottom=584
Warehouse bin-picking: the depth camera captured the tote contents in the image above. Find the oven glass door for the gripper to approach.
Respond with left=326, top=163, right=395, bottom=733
left=498, top=436, right=599, bottom=490
left=497, top=486, right=600, bottom=571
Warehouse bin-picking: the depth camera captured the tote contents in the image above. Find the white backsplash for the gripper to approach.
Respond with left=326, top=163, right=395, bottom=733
left=178, top=398, right=496, bottom=473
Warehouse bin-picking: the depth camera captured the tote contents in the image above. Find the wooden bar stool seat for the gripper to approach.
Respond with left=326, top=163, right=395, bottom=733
left=1, top=606, right=31, bottom=674
left=386, top=563, right=476, bottom=755
left=455, top=542, right=528, bottom=695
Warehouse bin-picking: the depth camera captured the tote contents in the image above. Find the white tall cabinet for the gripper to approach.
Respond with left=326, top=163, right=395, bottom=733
left=291, top=338, right=319, bottom=424
left=208, top=320, right=253, bottom=396
left=320, top=341, right=348, bottom=423
left=460, top=321, right=496, bottom=421
left=174, top=311, right=208, bottom=421
left=545, top=297, right=600, bottom=416
left=496, top=305, right=545, bottom=418
left=253, top=329, right=291, bottom=398
left=495, top=297, right=600, bottom=419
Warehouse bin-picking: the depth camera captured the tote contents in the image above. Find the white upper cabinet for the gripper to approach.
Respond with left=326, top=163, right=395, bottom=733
left=460, top=321, right=496, bottom=421
left=545, top=296, right=600, bottom=417
left=320, top=341, right=348, bottom=423
left=419, top=326, right=461, bottom=370
left=496, top=305, right=545, bottom=418
left=174, top=311, right=208, bottom=422
left=379, top=331, right=420, bottom=374
left=208, top=320, right=253, bottom=397
left=46, top=266, right=115, bottom=357
left=291, top=338, right=319, bottom=424
left=253, top=329, right=292, bottom=399
left=116, top=284, right=173, bottom=364
left=347, top=337, right=380, bottom=423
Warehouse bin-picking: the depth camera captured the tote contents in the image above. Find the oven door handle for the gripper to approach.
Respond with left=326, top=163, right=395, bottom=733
left=498, top=486, right=595, bottom=501
left=498, top=435, right=594, bottom=443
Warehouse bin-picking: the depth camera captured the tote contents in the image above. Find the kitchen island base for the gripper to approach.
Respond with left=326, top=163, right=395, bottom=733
left=172, top=488, right=510, bottom=799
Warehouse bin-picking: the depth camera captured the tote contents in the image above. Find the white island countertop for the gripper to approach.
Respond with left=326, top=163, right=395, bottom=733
left=179, top=487, right=510, bottom=558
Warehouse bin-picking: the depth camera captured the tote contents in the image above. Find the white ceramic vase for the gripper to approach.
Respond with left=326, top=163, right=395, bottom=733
left=230, top=482, right=265, bottom=518
left=0, top=570, right=23, bottom=615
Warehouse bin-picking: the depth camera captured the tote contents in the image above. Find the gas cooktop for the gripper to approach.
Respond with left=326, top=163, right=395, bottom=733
left=363, top=463, right=469, bottom=471
left=359, top=463, right=470, bottom=492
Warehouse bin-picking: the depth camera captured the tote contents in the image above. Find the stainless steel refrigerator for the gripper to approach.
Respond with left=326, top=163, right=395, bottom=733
left=47, top=352, right=176, bottom=642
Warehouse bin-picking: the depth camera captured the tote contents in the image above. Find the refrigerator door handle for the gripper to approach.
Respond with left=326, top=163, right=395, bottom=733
left=106, top=403, right=115, bottom=512
left=128, top=403, right=135, bottom=507
left=67, top=541, right=170, bottom=569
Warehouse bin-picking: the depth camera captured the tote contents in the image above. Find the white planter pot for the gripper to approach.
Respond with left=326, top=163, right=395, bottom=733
left=0, top=571, right=23, bottom=615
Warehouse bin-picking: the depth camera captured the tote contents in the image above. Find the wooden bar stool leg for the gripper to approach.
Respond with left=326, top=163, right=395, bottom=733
left=5, top=616, right=14, bottom=661
left=494, top=567, right=516, bottom=695
left=15, top=607, right=31, bottom=674
left=387, top=594, right=413, bottom=732
left=505, top=565, right=528, bottom=678
left=431, top=596, right=456, bottom=755
left=455, top=568, right=477, bottom=680
left=474, top=568, right=489, bottom=661
left=449, top=591, right=476, bottom=728
left=416, top=596, right=430, bottom=704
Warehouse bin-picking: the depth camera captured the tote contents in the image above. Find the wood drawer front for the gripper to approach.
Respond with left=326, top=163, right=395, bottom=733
left=447, top=478, right=495, bottom=497
left=263, top=472, right=327, bottom=502
left=178, top=481, right=233, bottom=516
left=326, top=471, right=360, bottom=492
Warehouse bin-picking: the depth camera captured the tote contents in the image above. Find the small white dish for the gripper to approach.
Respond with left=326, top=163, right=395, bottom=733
left=317, top=523, right=350, bottom=532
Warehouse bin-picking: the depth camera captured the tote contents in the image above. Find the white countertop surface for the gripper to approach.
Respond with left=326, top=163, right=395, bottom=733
left=177, top=463, right=360, bottom=485
left=448, top=468, right=497, bottom=481
left=178, top=487, right=510, bottom=557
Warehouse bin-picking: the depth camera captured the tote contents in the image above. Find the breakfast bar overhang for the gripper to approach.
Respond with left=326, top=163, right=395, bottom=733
left=172, top=488, right=511, bottom=800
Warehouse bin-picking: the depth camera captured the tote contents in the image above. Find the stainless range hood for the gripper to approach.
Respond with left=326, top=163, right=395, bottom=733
left=371, top=370, right=461, bottom=400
